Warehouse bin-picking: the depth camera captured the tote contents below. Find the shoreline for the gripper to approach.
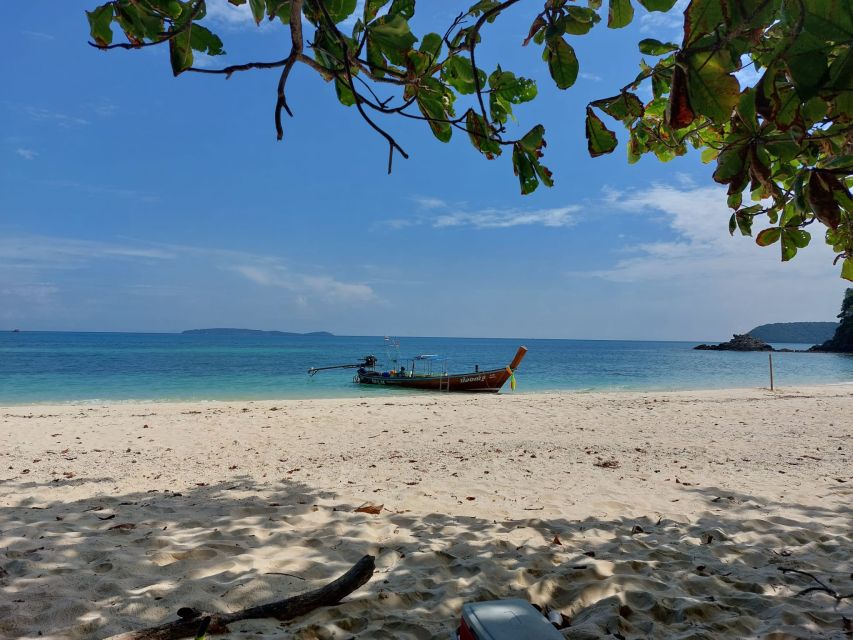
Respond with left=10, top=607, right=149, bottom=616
left=3, top=380, right=853, bottom=408
left=2, top=385, right=851, bottom=638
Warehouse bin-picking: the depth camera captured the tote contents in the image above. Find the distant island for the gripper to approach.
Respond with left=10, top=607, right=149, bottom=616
left=182, top=328, right=334, bottom=337
left=697, top=289, right=853, bottom=353
left=747, top=322, right=838, bottom=344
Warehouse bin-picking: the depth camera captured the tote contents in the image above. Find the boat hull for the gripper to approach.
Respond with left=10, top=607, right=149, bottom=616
left=356, top=367, right=512, bottom=392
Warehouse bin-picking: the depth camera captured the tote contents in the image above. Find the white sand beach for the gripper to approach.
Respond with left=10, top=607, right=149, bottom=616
left=1, top=386, right=851, bottom=639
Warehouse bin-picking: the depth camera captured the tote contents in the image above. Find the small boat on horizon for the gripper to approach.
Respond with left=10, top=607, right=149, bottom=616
left=308, top=341, right=527, bottom=393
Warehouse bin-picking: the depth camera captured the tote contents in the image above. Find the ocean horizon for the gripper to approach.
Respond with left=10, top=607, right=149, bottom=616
left=1, top=331, right=851, bottom=404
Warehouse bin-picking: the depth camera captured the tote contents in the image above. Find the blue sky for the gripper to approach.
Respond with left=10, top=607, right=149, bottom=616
left=1, top=1, right=848, bottom=340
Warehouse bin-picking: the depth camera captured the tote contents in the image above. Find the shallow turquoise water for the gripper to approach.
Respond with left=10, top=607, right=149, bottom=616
left=0, top=332, right=850, bottom=404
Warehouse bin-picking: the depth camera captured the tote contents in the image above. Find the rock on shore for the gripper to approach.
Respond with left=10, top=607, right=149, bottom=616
left=694, top=333, right=774, bottom=351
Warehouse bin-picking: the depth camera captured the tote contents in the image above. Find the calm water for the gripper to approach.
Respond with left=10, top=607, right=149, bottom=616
left=0, top=332, right=851, bottom=404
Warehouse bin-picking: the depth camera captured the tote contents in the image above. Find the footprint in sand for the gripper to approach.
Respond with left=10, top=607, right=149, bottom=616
left=170, top=548, right=219, bottom=561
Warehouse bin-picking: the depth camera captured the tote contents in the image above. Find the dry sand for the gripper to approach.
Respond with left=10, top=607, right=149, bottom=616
left=1, top=386, right=851, bottom=639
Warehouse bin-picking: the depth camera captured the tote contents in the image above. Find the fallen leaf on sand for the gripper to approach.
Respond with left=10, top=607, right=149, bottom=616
left=466, top=496, right=476, bottom=501
left=593, top=458, right=620, bottom=469
left=108, top=523, right=136, bottom=530
left=355, top=503, right=383, bottom=515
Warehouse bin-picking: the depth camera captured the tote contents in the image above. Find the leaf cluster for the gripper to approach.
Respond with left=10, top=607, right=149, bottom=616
left=85, top=0, right=853, bottom=279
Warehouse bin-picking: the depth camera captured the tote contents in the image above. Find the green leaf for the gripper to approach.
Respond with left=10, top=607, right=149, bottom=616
left=781, top=228, right=810, bottom=261
left=519, top=124, right=546, bottom=154
left=637, top=0, right=677, bottom=9
left=419, top=32, right=442, bottom=60
left=189, top=25, right=224, bottom=56
left=608, top=0, right=634, bottom=28
left=466, top=110, right=501, bottom=159
left=755, top=227, right=781, bottom=246
left=683, top=0, right=724, bottom=46
left=801, top=0, right=853, bottom=41
left=415, top=78, right=453, bottom=142
left=323, top=0, right=359, bottom=23
left=841, top=258, right=853, bottom=281
left=513, top=126, right=552, bottom=194
left=442, top=56, right=485, bottom=95
left=585, top=107, right=618, bottom=156
left=638, top=38, right=678, bottom=55
left=488, top=69, right=537, bottom=124
left=784, top=31, right=829, bottom=100
left=592, top=92, right=645, bottom=123
left=735, top=211, right=754, bottom=236
left=334, top=78, right=356, bottom=106
left=248, top=0, right=265, bottom=24
left=388, top=0, right=414, bottom=19
left=86, top=3, right=114, bottom=46
left=513, top=144, right=538, bottom=194
left=114, top=2, right=163, bottom=41
left=364, top=0, right=389, bottom=21
left=700, top=147, right=718, bottom=163
left=368, top=14, right=417, bottom=66
left=169, top=27, right=193, bottom=75
left=685, top=51, right=739, bottom=124
left=545, top=38, right=579, bottom=90
left=713, top=145, right=747, bottom=185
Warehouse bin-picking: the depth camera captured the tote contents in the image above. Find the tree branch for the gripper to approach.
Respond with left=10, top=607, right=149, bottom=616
left=315, top=1, right=408, bottom=173
left=88, top=0, right=205, bottom=50
left=103, top=555, right=375, bottom=640
left=274, top=0, right=305, bottom=139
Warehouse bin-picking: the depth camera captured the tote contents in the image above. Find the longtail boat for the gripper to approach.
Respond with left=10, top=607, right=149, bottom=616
left=309, top=345, right=527, bottom=393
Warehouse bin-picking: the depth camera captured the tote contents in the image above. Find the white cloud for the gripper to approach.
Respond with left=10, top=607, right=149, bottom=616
left=0, top=235, right=175, bottom=271
left=584, top=184, right=839, bottom=284
left=15, top=148, right=37, bottom=160
left=412, top=196, right=447, bottom=209
left=0, top=283, right=59, bottom=305
left=229, top=264, right=375, bottom=302
left=203, top=0, right=257, bottom=26
left=204, top=0, right=363, bottom=30
left=38, top=179, right=157, bottom=201
left=639, top=0, right=687, bottom=35
left=389, top=199, right=580, bottom=230
left=23, top=106, right=89, bottom=127
left=434, top=206, right=579, bottom=229
left=22, top=30, right=54, bottom=41
left=580, top=72, right=603, bottom=82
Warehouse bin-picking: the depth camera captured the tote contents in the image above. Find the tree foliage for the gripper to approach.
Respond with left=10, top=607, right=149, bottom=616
left=85, top=0, right=853, bottom=279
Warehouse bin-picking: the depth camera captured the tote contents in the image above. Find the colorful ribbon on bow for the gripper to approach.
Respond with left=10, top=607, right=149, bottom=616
left=505, top=366, right=517, bottom=391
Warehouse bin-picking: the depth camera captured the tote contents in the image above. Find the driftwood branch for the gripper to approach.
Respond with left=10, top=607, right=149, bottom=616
left=103, top=554, right=375, bottom=640
left=779, top=567, right=853, bottom=602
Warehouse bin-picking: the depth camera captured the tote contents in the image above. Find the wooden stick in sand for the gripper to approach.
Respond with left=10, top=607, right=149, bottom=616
left=103, top=554, right=375, bottom=640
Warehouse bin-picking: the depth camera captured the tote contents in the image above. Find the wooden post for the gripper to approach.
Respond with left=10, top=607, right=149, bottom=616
left=769, top=353, right=774, bottom=391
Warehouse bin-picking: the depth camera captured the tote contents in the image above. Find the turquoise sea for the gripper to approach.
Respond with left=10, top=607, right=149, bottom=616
left=0, top=332, right=851, bottom=404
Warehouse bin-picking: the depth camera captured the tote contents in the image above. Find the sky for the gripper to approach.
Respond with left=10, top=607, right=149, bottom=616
left=1, top=1, right=848, bottom=341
